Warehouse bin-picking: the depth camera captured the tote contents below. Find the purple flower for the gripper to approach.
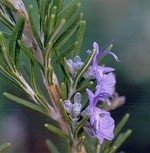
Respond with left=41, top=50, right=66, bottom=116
left=83, top=40, right=119, bottom=80
left=83, top=89, right=115, bottom=144
left=95, top=72, right=116, bottom=106
left=83, top=41, right=120, bottom=105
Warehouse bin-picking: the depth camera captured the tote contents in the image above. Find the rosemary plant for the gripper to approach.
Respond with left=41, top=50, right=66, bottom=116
left=0, top=0, right=132, bottom=153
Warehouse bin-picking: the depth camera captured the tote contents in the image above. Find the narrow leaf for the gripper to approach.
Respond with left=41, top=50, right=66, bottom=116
left=77, top=136, right=85, bottom=152
left=54, top=14, right=82, bottom=51
left=75, top=20, right=86, bottom=56
left=45, top=123, right=71, bottom=140
left=74, top=114, right=90, bottom=139
left=0, top=143, right=11, bottom=152
left=76, top=81, right=93, bottom=93
left=3, top=92, right=48, bottom=117
left=9, top=16, right=25, bottom=66
left=44, top=41, right=53, bottom=71
left=4, top=6, right=16, bottom=26
left=34, top=93, right=50, bottom=111
left=39, top=0, right=46, bottom=31
left=115, top=113, right=130, bottom=136
left=60, top=82, right=67, bottom=100
left=46, top=139, right=60, bottom=153
left=0, top=32, right=15, bottom=71
left=57, top=0, right=80, bottom=22
left=85, top=138, right=93, bottom=153
left=29, top=5, right=44, bottom=52
left=30, top=61, right=38, bottom=93
left=0, top=70, right=22, bottom=90
left=0, top=65, right=25, bottom=88
left=46, top=6, right=57, bottom=43
left=47, top=66, right=53, bottom=85
left=47, top=14, right=56, bottom=41
left=18, top=40, right=43, bottom=71
left=0, top=0, right=17, bottom=12
left=109, top=146, right=117, bottom=153
left=48, top=18, right=66, bottom=43
left=112, top=129, right=132, bottom=153
left=0, top=10, right=14, bottom=30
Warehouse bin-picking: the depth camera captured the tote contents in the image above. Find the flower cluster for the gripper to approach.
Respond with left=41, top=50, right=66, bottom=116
left=64, top=93, right=82, bottom=121
left=83, top=41, right=119, bottom=144
left=64, top=40, right=120, bottom=144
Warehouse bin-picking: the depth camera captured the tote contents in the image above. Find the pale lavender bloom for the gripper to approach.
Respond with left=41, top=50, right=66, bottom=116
left=66, top=56, right=84, bottom=77
left=63, top=93, right=82, bottom=119
left=83, top=40, right=119, bottom=105
left=83, top=89, right=115, bottom=144
left=64, top=100, right=72, bottom=114
left=83, top=40, right=119, bottom=80
left=95, top=72, right=116, bottom=106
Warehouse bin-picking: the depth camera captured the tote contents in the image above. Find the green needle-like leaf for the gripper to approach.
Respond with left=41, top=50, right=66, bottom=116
left=0, top=65, right=25, bottom=88
left=4, top=6, right=16, bottom=23
left=30, top=61, right=38, bottom=93
left=47, top=14, right=56, bottom=41
left=77, top=136, right=85, bottom=152
left=18, top=40, right=43, bottom=71
left=114, top=113, right=130, bottom=136
left=0, top=71, right=22, bottom=90
left=54, top=14, right=82, bottom=51
left=29, top=5, right=44, bottom=52
left=46, top=6, right=57, bottom=43
left=74, top=114, right=90, bottom=139
left=39, top=0, right=46, bottom=31
left=60, top=82, right=67, bottom=100
left=109, top=146, right=117, bottom=153
left=0, top=0, right=17, bottom=12
left=75, top=20, right=86, bottom=56
left=3, top=92, right=48, bottom=117
left=46, top=139, right=60, bottom=153
left=48, top=18, right=66, bottom=43
left=73, top=49, right=96, bottom=88
left=34, top=93, right=50, bottom=111
left=57, top=0, right=80, bottom=22
left=53, top=0, right=62, bottom=14
left=112, top=129, right=132, bottom=153
left=0, top=32, right=15, bottom=71
left=47, top=66, right=53, bottom=85
left=0, top=143, right=11, bottom=152
left=85, top=139, right=93, bottom=153
left=9, top=16, right=25, bottom=66
left=0, top=10, right=14, bottom=30
left=76, top=81, right=93, bottom=93
left=45, top=123, right=71, bottom=141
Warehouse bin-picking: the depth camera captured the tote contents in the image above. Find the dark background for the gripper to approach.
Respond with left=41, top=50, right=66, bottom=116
left=0, top=0, right=150, bottom=153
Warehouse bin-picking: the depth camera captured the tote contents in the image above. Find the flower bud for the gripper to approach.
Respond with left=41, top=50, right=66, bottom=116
left=63, top=100, right=72, bottom=114
left=72, top=103, right=82, bottom=118
left=74, top=92, right=82, bottom=104
left=66, top=56, right=84, bottom=77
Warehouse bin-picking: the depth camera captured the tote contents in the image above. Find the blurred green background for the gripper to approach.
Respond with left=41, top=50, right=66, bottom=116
left=0, top=0, right=150, bottom=152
